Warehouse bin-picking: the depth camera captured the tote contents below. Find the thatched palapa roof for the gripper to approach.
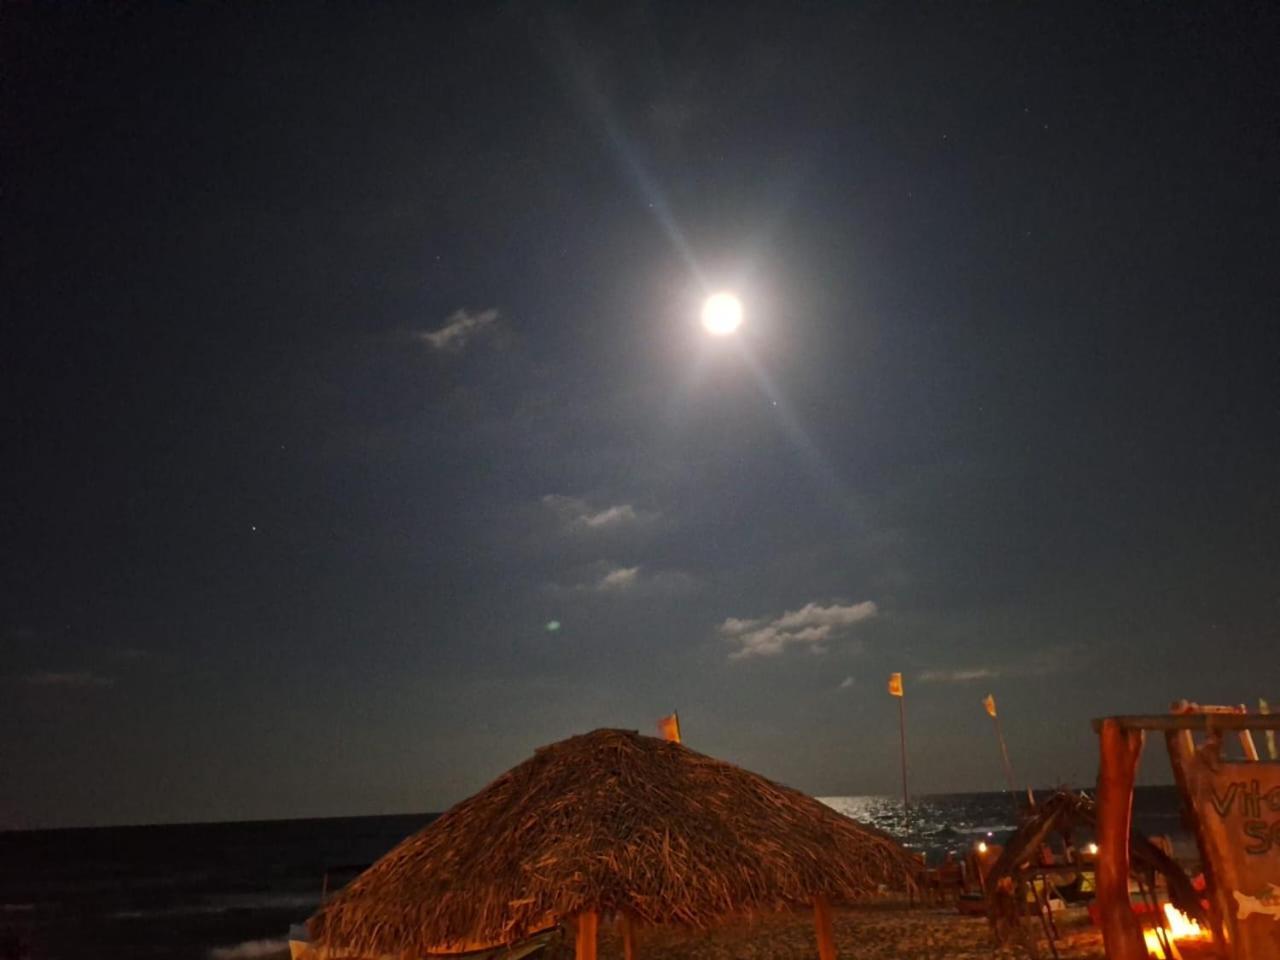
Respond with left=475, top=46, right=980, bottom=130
left=309, top=728, right=915, bottom=957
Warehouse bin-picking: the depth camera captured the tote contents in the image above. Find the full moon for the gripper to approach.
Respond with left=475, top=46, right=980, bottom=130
left=701, top=292, right=743, bottom=336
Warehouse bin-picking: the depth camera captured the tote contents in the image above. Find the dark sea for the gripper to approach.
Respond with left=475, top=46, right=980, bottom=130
left=0, top=787, right=1189, bottom=960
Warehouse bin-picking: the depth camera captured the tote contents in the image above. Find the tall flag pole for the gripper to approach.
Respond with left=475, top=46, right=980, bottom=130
left=888, top=673, right=908, bottom=824
left=657, top=711, right=682, bottom=744
left=984, top=694, right=1020, bottom=810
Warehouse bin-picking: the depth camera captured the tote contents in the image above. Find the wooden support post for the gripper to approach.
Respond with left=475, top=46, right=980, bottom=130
left=1096, top=718, right=1147, bottom=960
left=1238, top=729, right=1259, bottom=762
left=575, top=911, right=598, bottom=960
left=619, top=912, right=636, bottom=960
left=1164, top=731, right=1229, bottom=954
left=813, top=895, right=836, bottom=960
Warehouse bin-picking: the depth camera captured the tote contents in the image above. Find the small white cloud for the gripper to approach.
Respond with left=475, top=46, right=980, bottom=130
left=549, top=562, right=695, bottom=597
left=916, top=647, right=1077, bottom=685
left=418, top=308, right=499, bottom=352
left=918, top=668, right=999, bottom=683
left=721, top=600, right=878, bottom=660
left=839, top=676, right=855, bottom=689
left=542, top=495, right=651, bottom=532
left=581, top=504, right=638, bottom=528
left=24, top=671, right=114, bottom=688
left=597, top=566, right=640, bottom=591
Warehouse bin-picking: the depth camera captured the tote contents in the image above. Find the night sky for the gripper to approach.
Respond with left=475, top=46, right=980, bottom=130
left=4, top=4, right=1279, bottom=829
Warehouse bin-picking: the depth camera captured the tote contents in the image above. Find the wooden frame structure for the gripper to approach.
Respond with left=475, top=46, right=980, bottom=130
left=1091, top=712, right=1280, bottom=960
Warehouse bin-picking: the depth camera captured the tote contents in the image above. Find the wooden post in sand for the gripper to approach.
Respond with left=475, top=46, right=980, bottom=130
left=619, top=912, right=636, bottom=960
left=575, top=911, right=598, bottom=960
left=813, top=896, right=837, bottom=960
left=1095, top=719, right=1147, bottom=960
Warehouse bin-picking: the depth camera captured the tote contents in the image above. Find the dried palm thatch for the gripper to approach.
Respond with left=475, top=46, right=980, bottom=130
left=309, top=728, right=916, bottom=957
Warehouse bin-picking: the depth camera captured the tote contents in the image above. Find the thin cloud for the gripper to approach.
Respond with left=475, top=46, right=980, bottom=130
left=918, top=668, right=1000, bottom=684
left=720, top=600, right=878, bottom=660
left=597, top=565, right=640, bottom=591
left=549, top=562, right=696, bottom=597
left=542, top=495, right=652, bottom=532
left=418, top=308, right=499, bottom=352
left=916, top=648, right=1077, bottom=684
left=23, top=671, right=114, bottom=688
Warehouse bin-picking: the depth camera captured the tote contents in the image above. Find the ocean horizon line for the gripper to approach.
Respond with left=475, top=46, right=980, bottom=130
left=2, top=782, right=1182, bottom=834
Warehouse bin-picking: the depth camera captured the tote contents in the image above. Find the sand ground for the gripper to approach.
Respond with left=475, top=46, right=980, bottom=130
left=588, top=901, right=1106, bottom=960
left=286, top=901, right=1108, bottom=960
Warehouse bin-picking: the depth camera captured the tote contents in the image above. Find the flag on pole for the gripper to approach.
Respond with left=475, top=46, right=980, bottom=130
left=888, top=673, right=908, bottom=820
left=983, top=694, right=998, bottom=718
left=657, top=712, right=681, bottom=743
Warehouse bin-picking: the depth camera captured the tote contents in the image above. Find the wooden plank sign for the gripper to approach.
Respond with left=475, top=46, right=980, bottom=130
left=1173, top=741, right=1280, bottom=958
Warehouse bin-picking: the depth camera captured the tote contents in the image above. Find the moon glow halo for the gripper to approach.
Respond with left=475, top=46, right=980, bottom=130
left=701, top=292, right=743, bottom=336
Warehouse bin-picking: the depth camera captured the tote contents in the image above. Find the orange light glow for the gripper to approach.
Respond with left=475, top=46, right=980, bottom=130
left=1143, top=904, right=1210, bottom=958
left=1143, top=926, right=1178, bottom=959
left=1163, top=904, right=1207, bottom=940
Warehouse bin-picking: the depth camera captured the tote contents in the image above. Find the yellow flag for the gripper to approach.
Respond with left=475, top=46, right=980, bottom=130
left=887, top=672, right=903, bottom=697
left=657, top=712, right=681, bottom=743
left=983, top=694, right=997, bottom=718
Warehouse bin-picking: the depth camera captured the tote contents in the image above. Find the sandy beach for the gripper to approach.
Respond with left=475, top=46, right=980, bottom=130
left=265, top=903, right=1105, bottom=960
left=583, top=902, right=1105, bottom=960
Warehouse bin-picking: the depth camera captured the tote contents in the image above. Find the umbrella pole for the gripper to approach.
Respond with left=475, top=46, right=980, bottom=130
left=619, top=912, right=636, bottom=960
left=575, top=912, right=598, bottom=960
left=813, top=896, right=837, bottom=960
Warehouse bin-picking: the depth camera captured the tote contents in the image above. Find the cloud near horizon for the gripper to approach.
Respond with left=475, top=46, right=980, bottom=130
left=418, top=308, right=499, bottom=351
left=720, top=600, right=878, bottom=660
left=917, top=667, right=1000, bottom=683
left=916, top=647, right=1078, bottom=684
left=23, top=671, right=114, bottom=688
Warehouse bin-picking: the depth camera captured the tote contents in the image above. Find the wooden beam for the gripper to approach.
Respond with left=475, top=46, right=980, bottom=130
left=1091, top=714, right=1280, bottom=732
left=1095, top=718, right=1148, bottom=960
left=575, top=911, right=598, bottom=960
left=813, top=896, right=836, bottom=960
